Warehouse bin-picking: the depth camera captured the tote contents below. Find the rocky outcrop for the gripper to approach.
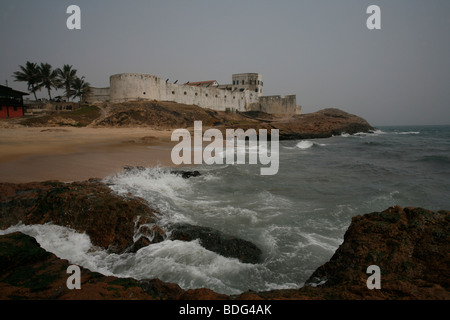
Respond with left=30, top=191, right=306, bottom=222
left=300, top=206, right=450, bottom=299
left=0, top=232, right=228, bottom=300
left=16, top=101, right=374, bottom=140
left=0, top=179, right=260, bottom=263
left=243, top=206, right=450, bottom=300
left=273, top=108, right=375, bottom=140
left=168, top=223, right=262, bottom=264
left=1, top=178, right=447, bottom=300
left=0, top=180, right=165, bottom=254
left=169, top=170, right=201, bottom=179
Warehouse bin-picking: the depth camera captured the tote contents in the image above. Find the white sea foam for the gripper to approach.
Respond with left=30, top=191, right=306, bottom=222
left=396, top=131, right=420, bottom=135
left=117, top=239, right=253, bottom=293
left=295, top=140, right=326, bottom=150
left=296, top=140, right=314, bottom=149
left=302, top=233, right=341, bottom=253
left=0, top=223, right=259, bottom=295
left=0, top=223, right=116, bottom=276
left=104, top=167, right=193, bottom=224
left=105, top=167, right=190, bottom=200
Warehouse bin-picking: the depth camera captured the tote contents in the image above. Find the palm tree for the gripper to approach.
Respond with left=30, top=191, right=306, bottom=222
left=57, top=64, right=77, bottom=102
left=13, top=61, right=41, bottom=101
left=38, top=63, right=59, bottom=100
left=71, top=76, right=91, bottom=103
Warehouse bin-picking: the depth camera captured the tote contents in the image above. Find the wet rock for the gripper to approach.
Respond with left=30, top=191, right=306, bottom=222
left=170, top=170, right=201, bottom=179
left=122, top=166, right=201, bottom=179
left=1, top=180, right=448, bottom=300
left=301, top=206, right=450, bottom=299
left=0, top=232, right=230, bottom=300
left=0, top=181, right=165, bottom=254
left=123, top=165, right=146, bottom=172
left=168, top=223, right=262, bottom=264
left=0, top=232, right=175, bottom=300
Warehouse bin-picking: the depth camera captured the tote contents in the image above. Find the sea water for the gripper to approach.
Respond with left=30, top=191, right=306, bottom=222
left=2, top=125, right=450, bottom=295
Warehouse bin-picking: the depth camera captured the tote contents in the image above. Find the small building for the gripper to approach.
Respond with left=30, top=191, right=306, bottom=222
left=0, top=85, right=28, bottom=119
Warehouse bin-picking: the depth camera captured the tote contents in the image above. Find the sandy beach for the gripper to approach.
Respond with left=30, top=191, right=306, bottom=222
left=0, top=127, right=177, bottom=183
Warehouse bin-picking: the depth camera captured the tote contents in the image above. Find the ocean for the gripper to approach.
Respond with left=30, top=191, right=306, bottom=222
left=2, top=125, right=450, bottom=295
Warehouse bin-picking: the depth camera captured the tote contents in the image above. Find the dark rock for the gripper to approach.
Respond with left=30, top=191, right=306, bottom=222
left=122, top=167, right=201, bottom=179
left=0, top=232, right=231, bottom=300
left=0, top=181, right=165, bottom=254
left=299, top=206, right=450, bottom=299
left=168, top=223, right=262, bottom=264
left=170, top=170, right=201, bottom=179
left=274, top=108, right=375, bottom=140
left=123, top=165, right=146, bottom=172
left=1, top=179, right=448, bottom=300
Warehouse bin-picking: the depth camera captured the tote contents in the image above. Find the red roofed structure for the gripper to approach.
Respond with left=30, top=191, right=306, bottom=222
left=0, top=85, right=28, bottom=119
left=185, top=80, right=219, bottom=87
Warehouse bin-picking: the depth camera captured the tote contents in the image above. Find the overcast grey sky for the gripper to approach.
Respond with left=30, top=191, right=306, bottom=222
left=1, top=0, right=449, bottom=126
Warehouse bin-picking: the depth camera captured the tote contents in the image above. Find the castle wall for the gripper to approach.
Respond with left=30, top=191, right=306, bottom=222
left=254, top=95, right=298, bottom=114
left=86, top=87, right=110, bottom=103
left=110, top=74, right=161, bottom=102
left=109, top=73, right=259, bottom=112
left=89, top=72, right=297, bottom=115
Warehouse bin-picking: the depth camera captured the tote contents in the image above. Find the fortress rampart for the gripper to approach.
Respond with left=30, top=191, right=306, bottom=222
left=87, top=72, right=300, bottom=114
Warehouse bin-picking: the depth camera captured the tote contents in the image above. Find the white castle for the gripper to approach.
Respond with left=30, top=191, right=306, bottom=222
left=87, top=72, right=301, bottom=114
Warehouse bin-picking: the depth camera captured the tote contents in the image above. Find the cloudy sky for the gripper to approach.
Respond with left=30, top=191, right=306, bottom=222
left=1, top=0, right=449, bottom=126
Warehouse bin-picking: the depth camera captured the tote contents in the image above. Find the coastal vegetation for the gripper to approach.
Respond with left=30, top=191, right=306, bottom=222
left=12, top=61, right=91, bottom=102
left=19, top=105, right=101, bottom=127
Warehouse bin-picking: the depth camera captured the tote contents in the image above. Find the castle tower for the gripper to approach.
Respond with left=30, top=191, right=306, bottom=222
left=232, top=73, right=263, bottom=97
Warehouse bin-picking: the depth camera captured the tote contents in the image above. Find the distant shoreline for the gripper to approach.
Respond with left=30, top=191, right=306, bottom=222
left=0, top=102, right=375, bottom=183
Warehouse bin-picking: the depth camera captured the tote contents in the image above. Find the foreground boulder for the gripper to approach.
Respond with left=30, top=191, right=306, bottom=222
left=168, top=223, right=262, bottom=264
left=0, top=232, right=228, bottom=300
left=0, top=180, right=165, bottom=253
left=300, top=206, right=450, bottom=299
left=246, top=206, right=450, bottom=300
left=0, top=180, right=260, bottom=262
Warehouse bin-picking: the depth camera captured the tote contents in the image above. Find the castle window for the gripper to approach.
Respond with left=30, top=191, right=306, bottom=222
left=184, top=92, right=187, bottom=95
left=206, top=94, right=208, bottom=97
left=172, top=91, right=175, bottom=94
left=215, top=95, right=218, bottom=98
left=242, top=80, right=244, bottom=85
left=143, top=92, right=146, bottom=95
left=255, top=89, right=258, bottom=93
left=195, top=92, right=198, bottom=96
